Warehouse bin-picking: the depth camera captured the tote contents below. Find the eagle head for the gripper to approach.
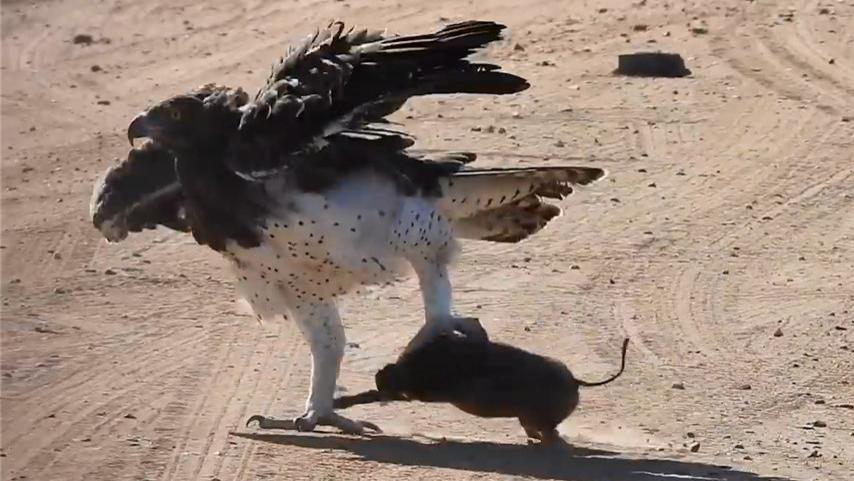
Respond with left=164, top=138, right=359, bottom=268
left=127, top=95, right=210, bottom=150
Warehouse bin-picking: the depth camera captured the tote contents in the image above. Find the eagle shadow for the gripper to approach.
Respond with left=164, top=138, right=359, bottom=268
left=229, top=431, right=792, bottom=481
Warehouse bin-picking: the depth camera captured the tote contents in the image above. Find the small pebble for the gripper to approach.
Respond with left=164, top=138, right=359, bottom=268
left=72, top=34, right=94, bottom=45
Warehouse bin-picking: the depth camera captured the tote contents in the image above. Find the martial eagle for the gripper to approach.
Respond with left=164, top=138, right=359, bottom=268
left=89, top=20, right=607, bottom=434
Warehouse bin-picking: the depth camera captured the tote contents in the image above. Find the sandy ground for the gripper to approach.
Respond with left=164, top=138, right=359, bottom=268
left=2, top=0, right=853, bottom=480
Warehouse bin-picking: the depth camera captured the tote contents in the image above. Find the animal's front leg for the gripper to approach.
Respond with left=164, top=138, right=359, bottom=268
left=405, top=259, right=488, bottom=353
left=246, top=302, right=379, bottom=434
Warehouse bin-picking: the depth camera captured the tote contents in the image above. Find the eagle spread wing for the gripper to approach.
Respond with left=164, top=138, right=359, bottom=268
left=227, top=20, right=528, bottom=179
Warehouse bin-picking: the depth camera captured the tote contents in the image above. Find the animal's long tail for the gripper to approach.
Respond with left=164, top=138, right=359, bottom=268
left=437, top=166, right=607, bottom=243
left=576, top=338, right=630, bottom=387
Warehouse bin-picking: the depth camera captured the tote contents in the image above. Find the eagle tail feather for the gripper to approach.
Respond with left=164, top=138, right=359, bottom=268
left=437, top=166, right=607, bottom=243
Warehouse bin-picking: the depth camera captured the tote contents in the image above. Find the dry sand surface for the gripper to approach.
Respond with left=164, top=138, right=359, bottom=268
left=2, top=0, right=853, bottom=480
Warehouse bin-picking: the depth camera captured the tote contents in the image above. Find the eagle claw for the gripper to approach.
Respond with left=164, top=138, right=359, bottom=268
left=244, top=413, right=381, bottom=435
left=245, top=415, right=297, bottom=430
left=404, top=316, right=489, bottom=354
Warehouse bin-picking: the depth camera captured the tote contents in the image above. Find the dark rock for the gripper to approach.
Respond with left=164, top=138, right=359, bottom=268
left=614, top=52, right=691, bottom=78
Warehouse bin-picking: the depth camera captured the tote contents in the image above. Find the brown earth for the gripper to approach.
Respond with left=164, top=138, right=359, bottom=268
left=1, top=0, right=853, bottom=480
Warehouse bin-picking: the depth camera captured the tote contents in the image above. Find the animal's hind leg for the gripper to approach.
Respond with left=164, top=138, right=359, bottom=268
left=520, top=418, right=544, bottom=442
left=520, top=417, right=564, bottom=445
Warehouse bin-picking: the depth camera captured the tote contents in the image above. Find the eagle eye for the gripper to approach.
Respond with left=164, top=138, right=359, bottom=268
left=170, top=109, right=182, bottom=121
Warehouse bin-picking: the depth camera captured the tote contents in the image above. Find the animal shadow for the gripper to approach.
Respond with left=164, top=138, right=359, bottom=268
left=230, top=431, right=793, bottom=481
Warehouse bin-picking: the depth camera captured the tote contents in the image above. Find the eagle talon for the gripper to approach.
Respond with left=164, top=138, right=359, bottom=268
left=452, top=317, right=489, bottom=342
left=294, top=414, right=318, bottom=432
left=245, top=414, right=265, bottom=428
left=316, top=413, right=382, bottom=435
left=244, top=415, right=298, bottom=430
left=405, top=316, right=489, bottom=354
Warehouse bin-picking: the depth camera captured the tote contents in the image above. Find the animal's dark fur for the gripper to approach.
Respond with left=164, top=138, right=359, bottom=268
left=334, top=334, right=630, bottom=443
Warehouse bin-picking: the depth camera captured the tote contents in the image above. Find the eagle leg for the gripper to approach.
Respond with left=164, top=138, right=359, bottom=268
left=403, top=259, right=489, bottom=353
left=245, top=301, right=382, bottom=434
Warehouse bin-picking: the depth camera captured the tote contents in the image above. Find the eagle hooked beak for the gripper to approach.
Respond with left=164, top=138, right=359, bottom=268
left=127, top=112, right=151, bottom=146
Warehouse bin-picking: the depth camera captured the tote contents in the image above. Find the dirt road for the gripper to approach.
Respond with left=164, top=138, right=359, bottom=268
left=2, top=0, right=852, bottom=480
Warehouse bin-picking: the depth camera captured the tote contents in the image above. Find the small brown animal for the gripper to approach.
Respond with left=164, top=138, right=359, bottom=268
left=334, top=333, right=630, bottom=443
